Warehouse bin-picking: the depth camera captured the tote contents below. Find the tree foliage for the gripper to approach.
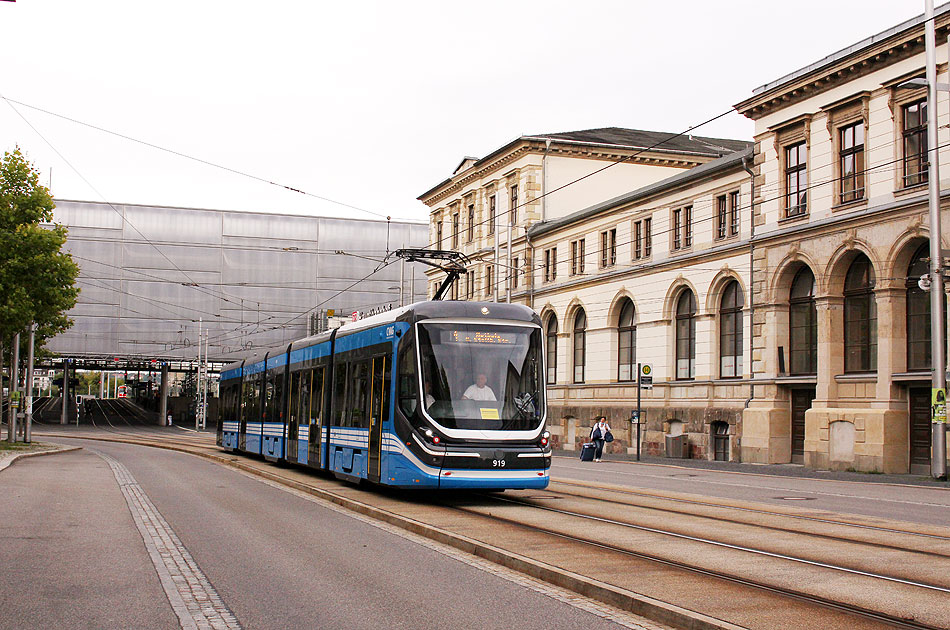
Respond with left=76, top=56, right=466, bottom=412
left=0, top=147, right=80, bottom=347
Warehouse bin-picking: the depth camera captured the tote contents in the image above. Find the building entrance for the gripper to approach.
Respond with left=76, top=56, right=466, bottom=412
left=790, top=387, right=815, bottom=464
left=909, top=387, right=932, bottom=475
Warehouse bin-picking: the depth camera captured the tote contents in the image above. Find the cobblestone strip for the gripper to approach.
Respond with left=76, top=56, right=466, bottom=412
left=97, top=451, right=242, bottom=630
left=236, top=469, right=671, bottom=630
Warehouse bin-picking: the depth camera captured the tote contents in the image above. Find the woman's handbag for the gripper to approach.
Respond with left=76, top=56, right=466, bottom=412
left=591, top=427, right=602, bottom=440
left=604, top=430, right=614, bottom=443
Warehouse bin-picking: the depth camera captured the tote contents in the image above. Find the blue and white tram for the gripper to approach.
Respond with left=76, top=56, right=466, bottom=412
left=218, top=300, right=551, bottom=489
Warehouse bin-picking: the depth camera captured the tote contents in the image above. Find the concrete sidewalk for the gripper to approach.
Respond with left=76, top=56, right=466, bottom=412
left=553, top=448, right=950, bottom=488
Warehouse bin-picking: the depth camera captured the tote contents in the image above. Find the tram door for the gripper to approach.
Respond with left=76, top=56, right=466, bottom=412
left=308, top=366, right=326, bottom=468
left=286, top=371, right=300, bottom=463
left=909, top=387, right=932, bottom=475
left=368, top=355, right=389, bottom=483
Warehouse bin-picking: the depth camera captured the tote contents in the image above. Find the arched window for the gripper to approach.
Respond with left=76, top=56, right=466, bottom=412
left=617, top=299, right=636, bottom=381
left=907, top=243, right=932, bottom=371
left=675, top=290, right=696, bottom=380
left=573, top=309, right=587, bottom=384
left=719, top=281, right=743, bottom=378
left=844, top=254, right=877, bottom=373
left=545, top=315, right=558, bottom=384
left=789, top=267, right=817, bottom=375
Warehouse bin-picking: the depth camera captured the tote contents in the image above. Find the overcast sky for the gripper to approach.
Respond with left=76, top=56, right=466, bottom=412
left=0, top=1, right=925, bottom=224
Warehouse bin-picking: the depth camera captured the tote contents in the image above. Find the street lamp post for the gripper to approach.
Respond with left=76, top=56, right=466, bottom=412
left=924, top=0, right=948, bottom=480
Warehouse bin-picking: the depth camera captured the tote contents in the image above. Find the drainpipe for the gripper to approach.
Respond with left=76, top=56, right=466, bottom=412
left=742, top=153, right=756, bottom=407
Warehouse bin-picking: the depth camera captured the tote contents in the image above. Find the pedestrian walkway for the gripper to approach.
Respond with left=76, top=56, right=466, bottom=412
left=553, top=449, right=950, bottom=488
left=0, top=442, right=67, bottom=474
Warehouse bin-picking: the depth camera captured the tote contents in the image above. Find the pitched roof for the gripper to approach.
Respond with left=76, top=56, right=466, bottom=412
left=418, top=127, right=751, bottom=202
left=525, top=127, right=751, bottom=157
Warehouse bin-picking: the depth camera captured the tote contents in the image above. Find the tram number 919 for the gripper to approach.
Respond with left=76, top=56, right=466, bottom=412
left=492, top=458, right=506, bottom=468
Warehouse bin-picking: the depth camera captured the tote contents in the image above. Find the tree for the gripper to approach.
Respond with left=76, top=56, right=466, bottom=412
left=0, top=147, right=80, bottom=347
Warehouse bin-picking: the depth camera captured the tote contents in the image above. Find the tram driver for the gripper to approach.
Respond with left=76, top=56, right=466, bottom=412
left=462, top=373, right=496, bottom=401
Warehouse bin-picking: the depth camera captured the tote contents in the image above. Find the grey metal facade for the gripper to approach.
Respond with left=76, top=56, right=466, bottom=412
left=46, top=200, right=428, bottom=361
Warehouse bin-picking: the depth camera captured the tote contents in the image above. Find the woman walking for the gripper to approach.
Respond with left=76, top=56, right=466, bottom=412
left=590, top=416, right=612, bottom=462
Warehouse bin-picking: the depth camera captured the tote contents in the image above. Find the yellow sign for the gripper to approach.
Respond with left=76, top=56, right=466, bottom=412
left=479, top=408, right=500, bottom=420
left=326, top=309, right=335, bottom=317
left=641, top=364, right=653, bottom=376
left=933, top=388, right=947, bottom=424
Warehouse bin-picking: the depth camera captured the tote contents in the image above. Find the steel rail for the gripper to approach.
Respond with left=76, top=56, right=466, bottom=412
left=460, top=494, right=947, bottom=630
left=551, top=479, right=950, bottom=548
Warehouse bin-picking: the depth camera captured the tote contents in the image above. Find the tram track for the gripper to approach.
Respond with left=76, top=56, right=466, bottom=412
left=420, top=491, right=950, bottom=629
left=547, top=479, right=950, bottom=556
left=29, top=429, right=950, bottom=629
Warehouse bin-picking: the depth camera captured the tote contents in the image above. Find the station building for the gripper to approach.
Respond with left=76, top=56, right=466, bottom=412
left=736, top=7, right=950, bottom=474
left=420, top=7, right=950, bottom=474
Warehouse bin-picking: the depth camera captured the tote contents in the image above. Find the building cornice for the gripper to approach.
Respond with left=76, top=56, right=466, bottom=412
left=734, top=7, right=950, bottom=120
left=419, top=138, right=735, bottom=208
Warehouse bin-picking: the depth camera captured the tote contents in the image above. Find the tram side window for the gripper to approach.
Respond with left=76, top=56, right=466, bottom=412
left=295, top=370, right=308, bottom=425
left=346, top=360, right=371, bottom=428
left=397, top=340, right=418, bottom=417
left=372, top=356, right=391, bottom=426
left=332, top=362, right=348, bottom=426
left=310, top=366, right=325, bottom=424
left=274, top=370, right=285, bottom=421
left=243, top=377, right=261, bottom=421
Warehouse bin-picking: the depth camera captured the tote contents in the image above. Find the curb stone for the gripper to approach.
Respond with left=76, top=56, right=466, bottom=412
left=0, top=445, right=83, bottom=474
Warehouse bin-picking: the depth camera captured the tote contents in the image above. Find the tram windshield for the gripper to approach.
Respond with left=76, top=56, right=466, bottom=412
left=417, top=322, right=544, bottom=431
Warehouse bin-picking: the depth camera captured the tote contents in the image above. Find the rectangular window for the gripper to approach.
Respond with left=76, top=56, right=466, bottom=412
left=544, top=247, right=557, bottom=282
left=486, top=265, right=493, bottom=297
left=684, top=205, right=692, bottom=247
left=784, top=142, right=807, bottom=217
left=436, top=221, right=443, bottom=249
left=672, top=208, right=682, bottom=250
left=510, top=185, right=519, bottom=225
left=452, top=211, right=459, bottom=248
left=903, top=101, right=927, bottom=188
left=729, top=191, right=739, bottom=236
left=512, top=256, right=519, bottom=289
left=467, top=204, right=475, bottom=242
left=570, top=239, right=586, bottom=275
left=839, top=122, right=865, bottom=203
left=488, top=195, right=496, bottom=235
left=600, top=229, right=616, bottom=268
left=716, top=195, right=727, bottom=240
left=644, top=217, right=652, bottom=256
left=634, top=221, right=642, bottom=259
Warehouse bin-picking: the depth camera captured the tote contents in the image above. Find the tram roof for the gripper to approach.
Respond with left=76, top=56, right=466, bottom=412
left=223, top=301, right=541, bottom=374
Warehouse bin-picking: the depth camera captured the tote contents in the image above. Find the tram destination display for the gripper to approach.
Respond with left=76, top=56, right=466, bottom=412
left=441, top=330, right=517, bottom=345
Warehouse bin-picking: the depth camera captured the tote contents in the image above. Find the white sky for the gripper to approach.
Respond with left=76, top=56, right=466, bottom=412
left=0, top=1, right=925, bottom=224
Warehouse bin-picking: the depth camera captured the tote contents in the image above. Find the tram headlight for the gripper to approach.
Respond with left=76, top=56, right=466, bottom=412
left=540, top=431, right=550, bottom=447
left=422, top=427, right=441, bottom=444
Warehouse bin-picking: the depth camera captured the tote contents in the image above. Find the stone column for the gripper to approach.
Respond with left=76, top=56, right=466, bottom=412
left=875, top=288, right=904, bottom=402
left=158, top=364, right=169, bottom=426
left=814, top=296, right=843, bottom=405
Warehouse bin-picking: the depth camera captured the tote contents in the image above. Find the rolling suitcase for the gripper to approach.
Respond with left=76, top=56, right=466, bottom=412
left=580, top=442, right=596, bottom=461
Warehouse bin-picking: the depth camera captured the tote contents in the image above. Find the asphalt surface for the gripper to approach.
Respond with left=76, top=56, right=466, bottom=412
left=551, top=455, right=950, bottom=527
left=0, top=440, right=638, bottom=630
left=0, top=448, right=179, bottom=630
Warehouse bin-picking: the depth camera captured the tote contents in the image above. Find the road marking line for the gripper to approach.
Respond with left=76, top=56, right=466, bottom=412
left=96, top=451, right=242, bottom=630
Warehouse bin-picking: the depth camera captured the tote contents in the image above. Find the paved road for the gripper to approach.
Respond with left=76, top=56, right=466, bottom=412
left=551, top=456, right=950, bottom=527
left=0, top=440, right=645, bottom=630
